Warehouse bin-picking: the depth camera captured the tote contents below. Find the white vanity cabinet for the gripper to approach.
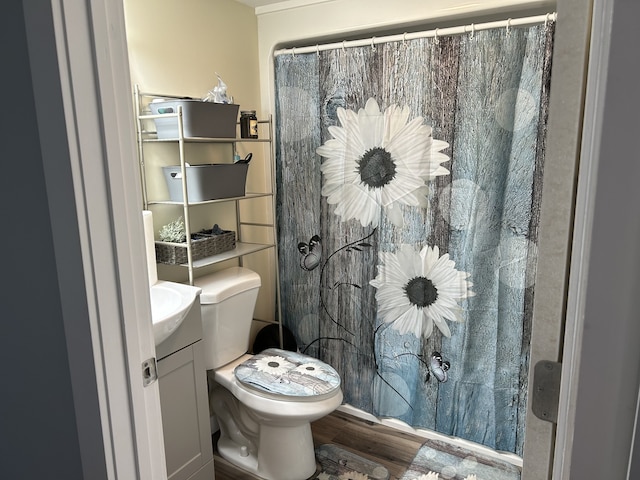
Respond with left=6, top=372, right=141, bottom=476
left=156, top=297, right=214, bottom=480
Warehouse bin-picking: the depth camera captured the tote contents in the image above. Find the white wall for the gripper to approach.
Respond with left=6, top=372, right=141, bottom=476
left=123, top=0, right=277, bottom=326
left=123, top=0, right=260, bottom=252
left=125, top=0, right=260, bottom=103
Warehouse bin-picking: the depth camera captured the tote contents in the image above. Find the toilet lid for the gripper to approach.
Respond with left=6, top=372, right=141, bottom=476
left=234, top=348, right=341, bottom=400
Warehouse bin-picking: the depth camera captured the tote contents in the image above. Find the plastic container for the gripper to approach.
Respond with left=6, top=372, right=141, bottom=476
left=150, top=100, right=239, bottom=139
left=162, top=163, right=249, bottom=202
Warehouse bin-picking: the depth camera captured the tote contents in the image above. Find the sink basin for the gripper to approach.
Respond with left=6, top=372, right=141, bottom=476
left=150, top=281, right=201, bottom=345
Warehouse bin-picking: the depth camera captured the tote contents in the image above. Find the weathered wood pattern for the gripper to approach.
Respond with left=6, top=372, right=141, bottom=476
left=213, top=410, right=521, bottom=480
left=274, top=23, right=555, bottom=456
left=315, top=444, right=390, bottom=479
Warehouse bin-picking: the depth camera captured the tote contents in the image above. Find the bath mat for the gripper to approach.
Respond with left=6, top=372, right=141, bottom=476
left=399, top=437, right=521, bottom=480
left=313, top=444, right=390, bottom=480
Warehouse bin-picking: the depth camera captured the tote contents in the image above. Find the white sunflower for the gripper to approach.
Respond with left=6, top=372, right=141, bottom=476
left=338, top=472, right=369, bottom=480
left=254, top=355, right=294, bottom=376
left=370, top=244, right=474, bottom=338
left=316, top=97, right=450, bottom=228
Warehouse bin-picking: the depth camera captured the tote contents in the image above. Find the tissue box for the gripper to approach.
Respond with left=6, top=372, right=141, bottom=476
left=150, top=100, right=239, bottom=139
left=162, top=163, right=249, bottom=202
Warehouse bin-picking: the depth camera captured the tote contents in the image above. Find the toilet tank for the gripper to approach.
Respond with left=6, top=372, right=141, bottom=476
left=194, top=267, right=261, bottom=370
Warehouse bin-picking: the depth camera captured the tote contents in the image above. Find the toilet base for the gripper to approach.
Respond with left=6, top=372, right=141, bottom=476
left=210, top=355, right=343, bottom=480
left=217, top=422, right=317, bottom=480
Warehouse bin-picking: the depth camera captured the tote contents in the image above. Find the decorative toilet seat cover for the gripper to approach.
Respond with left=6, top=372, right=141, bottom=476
left=234, top=348, right=341, bottom=400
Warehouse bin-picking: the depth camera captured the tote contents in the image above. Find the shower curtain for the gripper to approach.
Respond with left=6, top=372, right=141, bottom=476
left=274, top=22, right=554, bottom=455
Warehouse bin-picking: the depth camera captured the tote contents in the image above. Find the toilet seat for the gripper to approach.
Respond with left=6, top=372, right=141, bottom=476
left=233, top=348, right=341, bottom=402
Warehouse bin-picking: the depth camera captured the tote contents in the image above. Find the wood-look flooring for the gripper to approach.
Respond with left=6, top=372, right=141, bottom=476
left=213, top=409, right=425, bottom=480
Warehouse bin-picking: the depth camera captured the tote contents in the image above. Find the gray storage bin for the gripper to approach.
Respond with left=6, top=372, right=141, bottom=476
left=163, top=164, right=249, bottom=202
left=150, top=100, right=239, bottom=139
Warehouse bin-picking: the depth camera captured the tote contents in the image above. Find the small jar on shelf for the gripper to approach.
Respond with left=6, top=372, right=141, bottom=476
left=240, top=110, right=258, bottom=139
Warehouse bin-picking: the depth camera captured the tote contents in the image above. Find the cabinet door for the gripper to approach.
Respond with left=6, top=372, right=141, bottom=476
left=157, top=342, right=213, bottom=480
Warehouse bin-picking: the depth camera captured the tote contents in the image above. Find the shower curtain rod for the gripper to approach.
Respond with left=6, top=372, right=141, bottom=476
left=273, top=12, right=557, bottom=57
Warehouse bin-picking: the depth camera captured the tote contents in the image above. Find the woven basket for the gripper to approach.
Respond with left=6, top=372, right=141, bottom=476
left=155, top=230, right=236, bottom=265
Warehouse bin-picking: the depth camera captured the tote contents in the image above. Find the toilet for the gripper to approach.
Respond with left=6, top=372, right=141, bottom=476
left=194, top=266, right=343, bottom=480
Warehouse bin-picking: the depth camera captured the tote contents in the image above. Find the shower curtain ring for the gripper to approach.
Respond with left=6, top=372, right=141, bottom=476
left=544, top=13, right=550, bottom=27
left=506, top=18, right=512, bottom=35
left=292, top=47, right=296, bottom=57
left=434, top=28, right=440, bottom=45
left=402, top=32, right=407, bottom=47
left=342, top=40, right=347, bottom=52
left=371, top=36, right=376, bottom=51
left=316, top=44, right=320, bottom=57
left=470, top=23, right=475, bottom=39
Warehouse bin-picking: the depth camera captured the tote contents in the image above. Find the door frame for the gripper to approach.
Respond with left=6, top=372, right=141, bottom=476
left=520, top=0, right=593, bottom=476
left=36, top=0, right=640, bottom=478
left=24, top=0, right=167, bottom=478
left=554, top=0, right=640, bottom=477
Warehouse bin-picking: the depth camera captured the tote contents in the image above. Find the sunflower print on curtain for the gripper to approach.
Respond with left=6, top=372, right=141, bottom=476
left=274, top=23, right=555, bottom=455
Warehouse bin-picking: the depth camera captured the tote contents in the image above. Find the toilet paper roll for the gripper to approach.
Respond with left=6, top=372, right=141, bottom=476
left=142, top=210, right=158, bottom=285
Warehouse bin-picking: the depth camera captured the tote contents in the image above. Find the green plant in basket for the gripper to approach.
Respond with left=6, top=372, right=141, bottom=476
left=159, top=217, right=186, bottom=243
